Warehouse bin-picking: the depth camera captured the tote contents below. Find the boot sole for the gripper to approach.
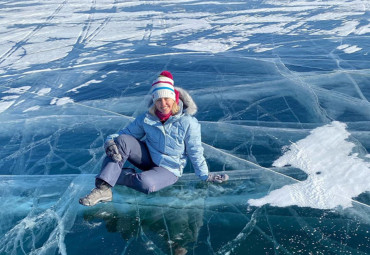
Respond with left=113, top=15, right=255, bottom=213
left=79, top=196, right=112, bottom=207
left=90, top=196, right=112, bottom=206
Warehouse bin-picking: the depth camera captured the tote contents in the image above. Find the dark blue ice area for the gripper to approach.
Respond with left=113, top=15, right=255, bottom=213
left=0, top=0, right=369, bottom=254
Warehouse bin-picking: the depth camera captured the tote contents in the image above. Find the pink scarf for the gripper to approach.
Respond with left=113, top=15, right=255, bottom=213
left=155, top=109, right=172, bottom=122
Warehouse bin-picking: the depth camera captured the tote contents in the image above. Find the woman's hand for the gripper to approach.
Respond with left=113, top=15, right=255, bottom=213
left=207, top=173, right=229, bottom=183
left=104, top=140, right=123, bottom=162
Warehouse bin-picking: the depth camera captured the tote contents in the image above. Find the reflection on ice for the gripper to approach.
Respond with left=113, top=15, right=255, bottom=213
left=0, top=168, right=369, bottom=254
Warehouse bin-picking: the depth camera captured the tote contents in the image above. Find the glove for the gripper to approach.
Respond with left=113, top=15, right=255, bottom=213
left=104, top=140, right=122, bottom=162
left=207, top=173, right=229, bottom=183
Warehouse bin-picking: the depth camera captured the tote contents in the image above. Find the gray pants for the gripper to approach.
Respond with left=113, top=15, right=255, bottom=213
left=96, top=134, right=178, bottom=194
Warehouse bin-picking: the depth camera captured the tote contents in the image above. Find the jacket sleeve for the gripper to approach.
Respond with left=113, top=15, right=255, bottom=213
left=184, top=117, right=209, bottom=181
left=106, top=114, right=146, bottom=141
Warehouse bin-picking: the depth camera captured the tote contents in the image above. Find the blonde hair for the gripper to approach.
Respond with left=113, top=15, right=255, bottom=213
left=150, top=100, right=180, bottom=116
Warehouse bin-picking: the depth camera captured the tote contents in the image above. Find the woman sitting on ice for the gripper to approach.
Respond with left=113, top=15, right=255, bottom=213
left=79, top=70, right=228, bottom=206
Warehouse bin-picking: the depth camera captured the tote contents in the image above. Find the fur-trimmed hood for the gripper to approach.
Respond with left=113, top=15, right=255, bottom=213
left=148, top=87, right=198, bottom=116
left=175, top=87, right=197, bottom=116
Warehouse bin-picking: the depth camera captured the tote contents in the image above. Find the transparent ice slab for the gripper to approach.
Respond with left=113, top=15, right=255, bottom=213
left=0, top=171, right=369, bottom=255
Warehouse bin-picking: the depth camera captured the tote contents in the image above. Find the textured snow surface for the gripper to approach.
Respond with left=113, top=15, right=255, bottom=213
left=249, top=121, right=370, bottom=209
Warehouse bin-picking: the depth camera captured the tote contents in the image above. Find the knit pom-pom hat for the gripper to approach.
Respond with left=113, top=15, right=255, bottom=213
left=151, top=71, right=177, bottom=103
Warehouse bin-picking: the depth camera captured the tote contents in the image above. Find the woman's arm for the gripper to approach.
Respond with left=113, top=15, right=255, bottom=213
left=106, top=114, right=146, bottom=142
left=184, top=118, right=209, bottom=181
left=104, top=114, right=146, bottom=162
left=185, top=117, right=229, bottom=183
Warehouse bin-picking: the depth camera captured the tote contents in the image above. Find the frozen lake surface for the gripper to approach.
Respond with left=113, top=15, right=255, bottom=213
left=0, top=0, right=369, bottom=254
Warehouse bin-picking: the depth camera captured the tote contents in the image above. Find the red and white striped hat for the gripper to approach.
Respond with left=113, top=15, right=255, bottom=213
left=151, top=71, right=176, bottom=102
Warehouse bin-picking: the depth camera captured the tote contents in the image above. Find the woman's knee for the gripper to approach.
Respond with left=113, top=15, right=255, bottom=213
left=137, top=174, right=157, bottom=194
left=135, top=169, right=177, bottom=194
left=115, top=134, right=131, bottom=147
left=114, top=134, right=135, bottom=155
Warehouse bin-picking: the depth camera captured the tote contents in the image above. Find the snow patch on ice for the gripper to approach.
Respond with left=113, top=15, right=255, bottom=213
left=333, top=20, right=360, bottom=37
left=37, top=88, right=51, bottom=96
left=355, top=24, right=370, bottom=35
left=254, top=47, right=276, bottom=53
left=0, top=100, right=15, bottom=113
left=23, top=106, right=41, bottom=112
left=248, top=121, right=370, bottom=209
left=50, top=97, right=74, bottom=106
left=4, top=86, right=31, bottom=94
left=67, top=79, right=102, bottom=93
left=0, top=94, right=21, bottom=113
left=337, top=44, right=362, bottom=54
left=1, top=95, right=20, bottom=100
left=174, top=38, right=237, bottom=53
left=14, top=99, right=25, bottom=107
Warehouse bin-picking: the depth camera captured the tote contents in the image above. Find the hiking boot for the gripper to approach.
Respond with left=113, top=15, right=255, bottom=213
left=175, top=247, right=188, bottom=255
left=79, top=187, right=112, bottom=206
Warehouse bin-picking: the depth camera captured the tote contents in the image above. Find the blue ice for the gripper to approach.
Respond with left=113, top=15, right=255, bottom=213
left=0, top=0, right=369, bottom=254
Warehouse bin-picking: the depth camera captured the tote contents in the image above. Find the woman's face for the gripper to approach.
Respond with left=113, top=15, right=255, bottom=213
left=155, top=97, right=174, bottom=114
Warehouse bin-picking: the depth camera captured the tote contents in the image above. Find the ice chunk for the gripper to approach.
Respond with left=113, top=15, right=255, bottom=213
left=249, top=121, right=370, bottom=209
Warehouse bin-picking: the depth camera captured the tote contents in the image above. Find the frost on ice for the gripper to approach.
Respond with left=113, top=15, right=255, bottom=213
left=249, top=121, right=370, bottom=209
